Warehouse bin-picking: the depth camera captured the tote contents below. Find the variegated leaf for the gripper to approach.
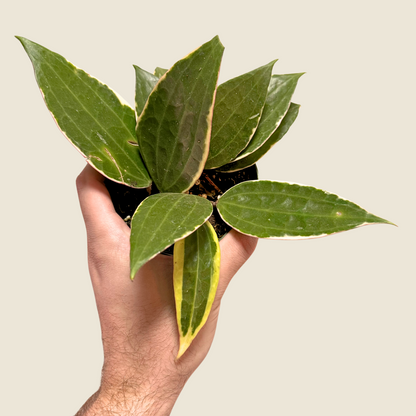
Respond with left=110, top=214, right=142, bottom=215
left=204, top=60, right=277, bottom=169
left=137, top=36, right=224, bottom=193
left=174, top=221, right=220, bottom=359
left=17, top=36, right=151, bottom=188
left=216, top=103, right=300, bottom=172
left=130, top=193, right=213, bottom=279
left=233, top=73, right=304, bottom=161
left=217, top=180, right=392, bottom=238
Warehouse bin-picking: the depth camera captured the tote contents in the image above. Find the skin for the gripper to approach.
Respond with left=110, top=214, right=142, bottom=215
left=75, top=164, right=258, bottom=416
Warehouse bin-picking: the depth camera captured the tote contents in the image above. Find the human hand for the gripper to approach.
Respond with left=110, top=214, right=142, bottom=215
left=75, top=164, right=257, bottom=416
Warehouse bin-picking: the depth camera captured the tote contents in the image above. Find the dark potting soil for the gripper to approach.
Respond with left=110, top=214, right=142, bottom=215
left=104, top=164, right=258, bottom=255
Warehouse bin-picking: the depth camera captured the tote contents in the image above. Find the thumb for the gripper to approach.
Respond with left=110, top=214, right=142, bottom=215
left=76, top=163, right=128, bottom=240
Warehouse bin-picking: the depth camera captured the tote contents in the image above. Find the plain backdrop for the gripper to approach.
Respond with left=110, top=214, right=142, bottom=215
left=2, top=1, right=415, bottom=415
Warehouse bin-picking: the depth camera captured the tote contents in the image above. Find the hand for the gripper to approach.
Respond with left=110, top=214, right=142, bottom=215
left=75, top=164, right=258, bottom=416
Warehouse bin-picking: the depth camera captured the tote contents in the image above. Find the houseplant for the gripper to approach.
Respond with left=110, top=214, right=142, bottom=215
left=17, top=35, right=392, bottom=358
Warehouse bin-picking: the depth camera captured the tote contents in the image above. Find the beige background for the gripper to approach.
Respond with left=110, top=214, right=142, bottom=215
left=1, top=0, right=415, bottom=414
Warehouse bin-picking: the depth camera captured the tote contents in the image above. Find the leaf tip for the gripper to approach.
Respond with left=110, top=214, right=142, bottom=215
left=293, top=72, right=306, bottom=82
left=267, top=59, right=278, bottom=70
left=176, top=336, right=192, bottom=360
left=379, top=218, right=397, bottom=227
left=130, top=265, right=139, bottom=281
left=15, top=35, right=28, bottom=49
left=211, top=34, right=222, bottom=44
left=15, top=35, right=34, bottom=49
left=206, top=35, right=224, bottom=54
left=367, top=212, right=396, bottom=227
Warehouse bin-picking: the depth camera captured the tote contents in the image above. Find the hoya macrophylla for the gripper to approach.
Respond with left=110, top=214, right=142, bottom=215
left=17, top=35, right=393, bottom=358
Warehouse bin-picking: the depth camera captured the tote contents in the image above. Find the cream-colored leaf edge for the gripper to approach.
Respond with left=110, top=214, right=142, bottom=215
left=28, top=45, right=151, bottom=189
left=136, top=36, right=224, bottom=193
left=216, top=179, right=394, bottom=240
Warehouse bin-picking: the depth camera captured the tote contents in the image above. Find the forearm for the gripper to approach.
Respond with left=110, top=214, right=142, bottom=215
left=75, top=383, right=181, bottom=416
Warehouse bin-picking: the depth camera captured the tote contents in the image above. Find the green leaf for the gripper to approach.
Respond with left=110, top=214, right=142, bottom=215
left=173, top=221, right=220, bottom=359
left=233, top=73, right=304, bottom=161
left=217, top=180, right=392, bottom=238
left=204, top=60, right=277, bottom=170
left=136, top=36, right=224, bottom=193
left=130, top=193, right=213, bottom=279
left=216, top=103, right=300, bottom=172
left=134, top=65, right=158, bottom=117
left=154, top=67, right=168, bottom=78
left=17, top=36, right=151, bottom=188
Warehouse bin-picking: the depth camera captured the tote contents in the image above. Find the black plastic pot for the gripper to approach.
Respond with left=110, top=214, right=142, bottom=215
left=105, top=164, right=258, bottom=255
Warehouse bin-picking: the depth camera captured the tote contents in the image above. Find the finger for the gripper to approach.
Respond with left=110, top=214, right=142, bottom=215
left=76, top=163, right=128, bottom=239
left=216, top=229, right=258, bottom=299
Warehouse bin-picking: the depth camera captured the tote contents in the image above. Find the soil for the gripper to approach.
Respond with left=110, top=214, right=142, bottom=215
left=105, top=164, right=258, bottom=255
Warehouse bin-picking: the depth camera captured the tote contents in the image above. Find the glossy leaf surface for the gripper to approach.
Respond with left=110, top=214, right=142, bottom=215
left=174, top=221, right=220, bottom=359
left=18, top=37, right=151, bottom=188
left=137, top=37, right=224, bottom=193
left=233, top=73, right=303, bottom=160
left=217, top=103, right=300, bottom=172
left=154, top=67, right=168, bottom=78
left=204, top=60, right=276, bottom=169
left=134, top=65, right=158, bottom=117
left=217, top=180, right=391, bottom=238
left=130, top=194, right=213, bottom=279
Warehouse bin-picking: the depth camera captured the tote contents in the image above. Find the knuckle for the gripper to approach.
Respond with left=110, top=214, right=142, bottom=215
left=237, top=234, right=258, bottom=260
left=76, top=171, right=87, bottom=193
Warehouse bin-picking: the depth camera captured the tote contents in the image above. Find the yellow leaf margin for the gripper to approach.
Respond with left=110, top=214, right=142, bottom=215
left=173, top=221, right=220, bottom=359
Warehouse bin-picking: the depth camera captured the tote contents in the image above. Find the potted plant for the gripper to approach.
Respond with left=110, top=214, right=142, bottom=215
left=17, top=35, right=392, bottom=358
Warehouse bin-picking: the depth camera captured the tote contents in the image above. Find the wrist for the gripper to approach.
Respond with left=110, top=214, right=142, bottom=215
left=77, top=374, right=184, bottom=416
left=104, top=381, right=181, bottom=415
